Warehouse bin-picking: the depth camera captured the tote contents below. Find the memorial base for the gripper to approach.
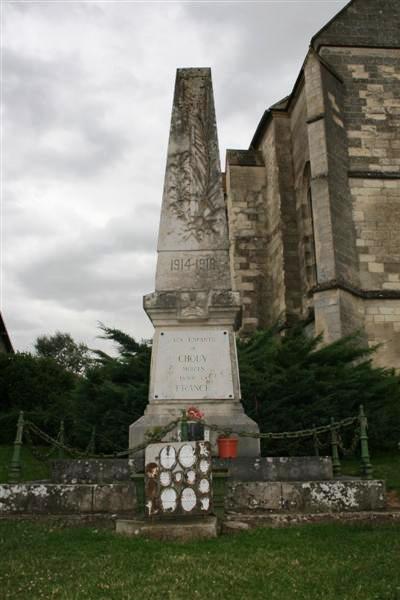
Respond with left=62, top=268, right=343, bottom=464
left=115, top=516, right=218, bottom=541
left=129, top=401, right=260, bottom=458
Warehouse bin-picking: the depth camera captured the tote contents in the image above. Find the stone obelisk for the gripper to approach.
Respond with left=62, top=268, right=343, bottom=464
left=129, top=68, right=259, bottom=456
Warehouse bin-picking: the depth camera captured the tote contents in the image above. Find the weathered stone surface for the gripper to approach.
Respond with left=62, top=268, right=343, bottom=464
left=130, top=67, right=259, bottom=456
left=152, top=329, right=234, bottom=401
left=0, top=483, right=136, bottom=515
left=50, top=457, right=333, bottom=483
left=281, top=480, right=386, bottom=512
left=115, top=516, right=218, bottom=541
left=226, top=482, right=282, bottom=512
left=223, top=509, right=400, bottom=532
left=0, top=479, right=386, bottom=516
left=93, top=484, right=136, bottom=513
left=0, top=484, right=93, bottom=514
left=156, top=68, right=228, bottom=260
left=213, top=456, right=332, bottom=481
left=51, top=459, right=134, bottom=484
left=226, top=1, right=400, bottom=369
left=226, top=479, right=386, bottom=513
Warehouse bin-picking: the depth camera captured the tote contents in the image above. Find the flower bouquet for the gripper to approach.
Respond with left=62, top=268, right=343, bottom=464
left=180, top=406, right=205, bottom=441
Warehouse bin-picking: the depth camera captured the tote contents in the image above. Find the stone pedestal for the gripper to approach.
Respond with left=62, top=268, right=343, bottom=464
left=129, top=68, right=259, bottom=457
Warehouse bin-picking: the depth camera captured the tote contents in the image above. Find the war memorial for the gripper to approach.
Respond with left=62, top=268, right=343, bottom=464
left=1, top=65, right=392, bottom=540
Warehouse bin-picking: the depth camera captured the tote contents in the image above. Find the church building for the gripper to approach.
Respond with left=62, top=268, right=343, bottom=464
left=225, top=0, right=400, bottom=368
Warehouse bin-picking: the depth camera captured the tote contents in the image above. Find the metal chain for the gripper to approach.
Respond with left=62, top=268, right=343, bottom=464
left=204, top=415, right=358, bottom=440
left=337, top=430, right=360, bottom=456
left=22, top=414, right=359, bottom=460
left=24, top=419, right=181, bottom=459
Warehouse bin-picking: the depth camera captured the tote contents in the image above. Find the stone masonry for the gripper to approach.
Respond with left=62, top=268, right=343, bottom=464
left=226, top=0, right=400, bottom=368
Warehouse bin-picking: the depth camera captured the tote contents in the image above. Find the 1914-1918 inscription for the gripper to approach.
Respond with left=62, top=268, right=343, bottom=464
left=155, top=250, right=231, bottom=291
left=170, top=257, right=216, bottom=272
left=152, top=329, right=234, bottom=400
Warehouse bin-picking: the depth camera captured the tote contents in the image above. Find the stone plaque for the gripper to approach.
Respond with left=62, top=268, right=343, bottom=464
left=153, top=329, right=234, bottom=400
left=145, top=441, right=212, bottom=518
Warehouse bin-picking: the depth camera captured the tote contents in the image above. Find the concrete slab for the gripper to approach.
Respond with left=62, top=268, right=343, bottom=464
left=115, top=516, right=218, bottom=541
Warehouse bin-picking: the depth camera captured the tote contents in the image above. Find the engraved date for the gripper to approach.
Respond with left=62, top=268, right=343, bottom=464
left=170, top=257, right=216, bottom=272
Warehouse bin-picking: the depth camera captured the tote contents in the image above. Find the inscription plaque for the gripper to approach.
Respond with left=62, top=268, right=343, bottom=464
left=153, top=329, right=234, bottom=400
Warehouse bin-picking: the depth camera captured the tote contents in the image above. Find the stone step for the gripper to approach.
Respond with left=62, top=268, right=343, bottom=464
left=0, top=478, right=385, bottom=516
left=50, top=456, right=333, bottom=484
left=223, top=510, right=400, bottom=532
left=0, top=483, right=136, bottom=515
left=115, top=516, right=218, bottom=541
left=226, top=479, right=386, bottom=513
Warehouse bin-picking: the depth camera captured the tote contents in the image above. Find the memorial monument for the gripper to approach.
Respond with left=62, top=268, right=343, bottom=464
left=129, top=68, right=259, bottom=456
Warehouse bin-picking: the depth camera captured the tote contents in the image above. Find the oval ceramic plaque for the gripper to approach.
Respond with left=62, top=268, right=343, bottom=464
left=199, top=459, right=209, bottom=473
left=199, top=478, right=210, bottom=494
left=160, top=470, right=171, bottom=487
left=160, top=446, right=176, bottom=470
left=179, top=444, right=196, bottom=468
left=181, top=487, right=197, bottom=512
left=174, top=471, right=183, bottom=483
left=200, top=497, right=210, bottom=511
left=186, top=470, right=196, bottom=485
left=160, top=487, right=177, bottom=512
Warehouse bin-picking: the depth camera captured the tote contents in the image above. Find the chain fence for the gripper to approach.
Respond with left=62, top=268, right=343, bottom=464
left=6, top=406, right=373, bottom=482
left=8, top=411, right=359, bottom=458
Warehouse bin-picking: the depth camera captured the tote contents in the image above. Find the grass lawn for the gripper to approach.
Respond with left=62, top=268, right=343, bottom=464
left=341, top=452, right=400, bottom=494
left=0, top=445, right=50, bottom=483
left=1, top=520, right=399, bottom=600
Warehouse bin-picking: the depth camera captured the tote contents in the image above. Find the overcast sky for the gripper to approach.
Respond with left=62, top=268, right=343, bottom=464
left=1, top=0, right=349, bottom=354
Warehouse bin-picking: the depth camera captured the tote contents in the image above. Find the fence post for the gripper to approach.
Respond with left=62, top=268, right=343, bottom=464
left=313, top=424, right=319, bottom=457
left=58, top=420, right=65, bottom=459
left=330, top=418, right=341, bottom=477
left=9, top=411, right=24, bottom=483
left=359, top=405, right=373, bottom=479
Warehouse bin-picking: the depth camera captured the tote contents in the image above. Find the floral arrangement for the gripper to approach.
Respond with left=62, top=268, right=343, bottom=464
left=185, top=406, right=204, bottom=421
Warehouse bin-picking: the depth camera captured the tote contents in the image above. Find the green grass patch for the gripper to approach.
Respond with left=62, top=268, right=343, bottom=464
left=0, top=445, right=50, bottom=483
left=341, top=452, right=400, bottom=494
left=0, top=521, right=399, bottom=600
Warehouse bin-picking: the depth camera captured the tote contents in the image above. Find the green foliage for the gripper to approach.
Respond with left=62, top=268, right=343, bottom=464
left=70, top=326, right=151, bottom=451
left=1, top=323, right=399, bottom=455
left=0, top=352, right=77, bottom=443
left=238, top=325, right=400, bottom=453
left=0, top=445, right=50, bottom=483
left=1, top=521, right=400, bottom=600
left=35, top=331, right=93, bottom=375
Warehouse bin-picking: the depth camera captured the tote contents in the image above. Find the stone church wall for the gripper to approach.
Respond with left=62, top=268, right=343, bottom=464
left=226, top=0, right=400, bottom=368
left=225, top=150, right=269, bottom=333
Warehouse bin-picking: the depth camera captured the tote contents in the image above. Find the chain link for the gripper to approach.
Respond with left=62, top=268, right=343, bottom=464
left=337, top=430, right=360, bottom=456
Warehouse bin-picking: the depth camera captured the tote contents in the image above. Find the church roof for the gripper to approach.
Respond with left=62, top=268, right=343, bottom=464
left=0, top=311, right=14, bottom=353
left=249, top=0, right=398, bottom=149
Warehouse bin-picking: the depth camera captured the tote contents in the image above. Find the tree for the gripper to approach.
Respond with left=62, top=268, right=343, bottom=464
left=35, top=332, right=93, bottom=375
left=237, top=325, right=400, bottom=453
left=0, top=352, right=77, bottom=443
left=71, top=325, right=151, bottom=451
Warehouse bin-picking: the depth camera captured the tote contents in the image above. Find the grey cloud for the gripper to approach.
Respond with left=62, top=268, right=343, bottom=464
left=14, top=212, right=157, bottom=309
left=3, top=0, right=350, bottom=352
left=4, top=48, right=130, bottom=179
